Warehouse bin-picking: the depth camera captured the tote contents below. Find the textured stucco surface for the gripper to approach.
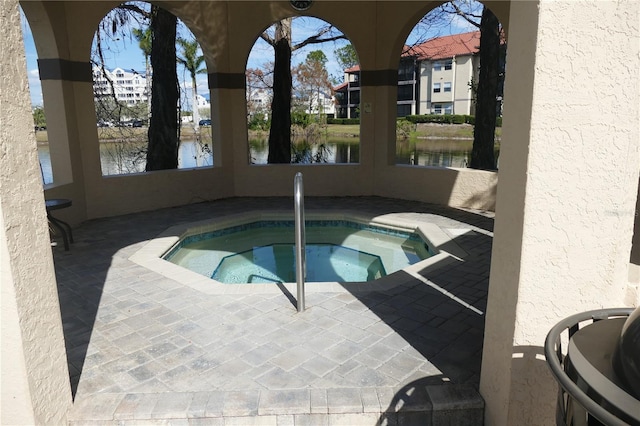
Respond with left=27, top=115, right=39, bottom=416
left=0, top=0, right=72, bottom=423
left=480, top=1, right=640, bottom=425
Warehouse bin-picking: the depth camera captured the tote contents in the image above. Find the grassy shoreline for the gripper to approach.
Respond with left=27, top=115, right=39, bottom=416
left=35, top=122, right=500, bottom=144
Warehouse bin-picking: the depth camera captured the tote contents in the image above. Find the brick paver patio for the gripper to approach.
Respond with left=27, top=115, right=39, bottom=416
left=52, top=197, right=494, bottom=425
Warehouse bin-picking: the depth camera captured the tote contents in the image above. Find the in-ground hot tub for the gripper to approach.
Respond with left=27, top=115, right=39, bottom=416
left=129, top=211, right=467, bottom=294
left=163, top=219, right=434, bottom=284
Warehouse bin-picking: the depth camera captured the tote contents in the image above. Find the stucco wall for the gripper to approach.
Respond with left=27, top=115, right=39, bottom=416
left=480, top=1, right=640, bottom=424
left=1, top=0, right=72, bottom=423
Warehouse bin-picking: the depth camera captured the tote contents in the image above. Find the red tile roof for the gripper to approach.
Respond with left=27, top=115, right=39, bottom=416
left=337, top=31, right=481, bottom=89
left=333, top=82, right=348, bottom=91
left=404, top=31, right=480, bottom=61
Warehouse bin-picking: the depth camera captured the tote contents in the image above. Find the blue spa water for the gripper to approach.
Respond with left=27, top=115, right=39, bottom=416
left=164, top=220, right=432, bottom=284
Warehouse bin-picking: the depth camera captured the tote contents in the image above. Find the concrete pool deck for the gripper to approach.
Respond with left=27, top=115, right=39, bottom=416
left=52, top=197, right=494, bottom=425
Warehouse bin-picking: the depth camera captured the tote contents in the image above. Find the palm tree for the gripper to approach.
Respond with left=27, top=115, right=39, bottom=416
left=176, top=37, right=206, bottom=133
left=132, top=27, right=152, bottom=119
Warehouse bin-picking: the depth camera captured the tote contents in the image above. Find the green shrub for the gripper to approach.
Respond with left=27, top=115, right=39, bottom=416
left=404, top=113, right=491, bottom=125
left=291, top=111, right=311, bottom=128
left=325, top=114, right=499, bottom=127
left=452, top=115, right=466, bottom=124
left=248, top=115, right=270, bottom=131
left=327, top=118, right=360, bottom=125
left=396, top=119, right=415, bottom=139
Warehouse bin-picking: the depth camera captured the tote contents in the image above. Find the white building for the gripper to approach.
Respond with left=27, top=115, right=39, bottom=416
left=92, top=66, right=149, bottom=105
left=246, top=87, right=271, bottom=119
left=300, top=89, right=336, bottom=117
left=195, top=93, right=210, bottom=109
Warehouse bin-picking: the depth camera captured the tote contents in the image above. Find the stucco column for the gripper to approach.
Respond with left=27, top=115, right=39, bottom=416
left=0, top=0, right=72, bottom=424
left=480, top=0, right=640, bottom=425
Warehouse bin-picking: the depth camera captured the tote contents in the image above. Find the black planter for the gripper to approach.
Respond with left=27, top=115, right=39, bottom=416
left=545, top=308, right=640, bottom=426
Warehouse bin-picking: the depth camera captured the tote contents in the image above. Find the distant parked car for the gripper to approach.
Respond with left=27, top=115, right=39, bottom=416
left=119, top=120, right=144, bottom=128
left=199, top=119, right=211, bottom=126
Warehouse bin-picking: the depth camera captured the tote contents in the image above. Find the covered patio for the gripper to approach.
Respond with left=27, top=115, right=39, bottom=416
left=57, top=196, right=493, bottom=424
left=2, top=1, right=638, bottom=425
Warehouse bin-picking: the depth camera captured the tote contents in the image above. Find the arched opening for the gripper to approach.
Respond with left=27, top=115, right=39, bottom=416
left=395, top=0, right=505, bottom=170
left=91, top=2, right=212, bottom=175
left=19, top=8, right=52, bottom=184
left=246, top=16, right=359, bottom=165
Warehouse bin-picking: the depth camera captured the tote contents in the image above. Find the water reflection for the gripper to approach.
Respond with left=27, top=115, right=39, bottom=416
left=396, top=139, right=472, bottom=168
left=98, top=140, right=213, bottom=175
left=249, top=139, right=360, bottom=164
left=248, top=138, right=475, bottom=167
left=38, top=140, right=213, bottom=183
left=38, top=138, right=486, bottom=184
left=38, top=145, right=53, bottom=184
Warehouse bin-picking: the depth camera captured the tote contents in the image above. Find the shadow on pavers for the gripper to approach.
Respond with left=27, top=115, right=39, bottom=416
left=377, top=377, right=484, bottom=425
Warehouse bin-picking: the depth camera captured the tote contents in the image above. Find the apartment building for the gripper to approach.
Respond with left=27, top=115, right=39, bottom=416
left=336, top=31, right=485, bottom=118
left=92, top=66, right=149, bottom=105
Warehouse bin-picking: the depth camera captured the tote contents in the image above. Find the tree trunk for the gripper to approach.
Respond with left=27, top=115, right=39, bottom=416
left=469, top=6, right=500, bottom=170
left=145, top=55, right=151, bottom=121
left=267, top=20, right=292, bottom=164
left=192, top=75, right=200, bottom=135
left=146, top=6, right=179, bottom=171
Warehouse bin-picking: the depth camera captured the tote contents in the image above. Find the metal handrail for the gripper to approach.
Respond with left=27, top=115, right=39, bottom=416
left=294, top=172, right=306, bottom=312
left=544, top=308, right=635, bottom=426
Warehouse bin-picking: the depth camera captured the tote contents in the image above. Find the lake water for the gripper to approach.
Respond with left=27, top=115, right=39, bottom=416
left=38, top=140, right=213, bottom=184
left=38, top=138, right=479, bottom=184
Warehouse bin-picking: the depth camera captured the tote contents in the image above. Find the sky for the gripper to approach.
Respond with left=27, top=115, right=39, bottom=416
left=20, top=4, right=478, bottom=108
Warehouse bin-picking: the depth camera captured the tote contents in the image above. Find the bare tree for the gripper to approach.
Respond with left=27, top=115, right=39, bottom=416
left=92, top=2, right=182, bottom=172
left=259, top=18, right=345, bottom=163
left=411, top=0, right=504, bottom=170
left=293, top=50, right=333, bottom=121
left=246, top=67, right=273, bottom=122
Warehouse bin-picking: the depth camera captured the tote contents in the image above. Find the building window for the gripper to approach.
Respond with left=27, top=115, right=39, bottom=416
left=397, top=104, right=412, bottom=117
left=433, top=62, right=442, bottom=71
left=398, top=59, right=415, bottom=81
left=444, top=59, right=453, bottom=70
left=350, top=90, right=360, bottom=105
left=433, top=104, right=442, bottom=114
left=444, top=82, right=451, bottom=92
left=433, top=83, right=441, bottom=93
left=397, top=84, right=414, bottom=101
left=444, top=104, right=453, bottom=114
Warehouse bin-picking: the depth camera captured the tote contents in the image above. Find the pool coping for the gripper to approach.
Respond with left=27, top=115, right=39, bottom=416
left=128, top=210, right=468, bottom=295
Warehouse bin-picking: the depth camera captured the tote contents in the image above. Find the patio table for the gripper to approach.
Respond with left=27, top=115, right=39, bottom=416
left=46, top=198, right=73, bottom=250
